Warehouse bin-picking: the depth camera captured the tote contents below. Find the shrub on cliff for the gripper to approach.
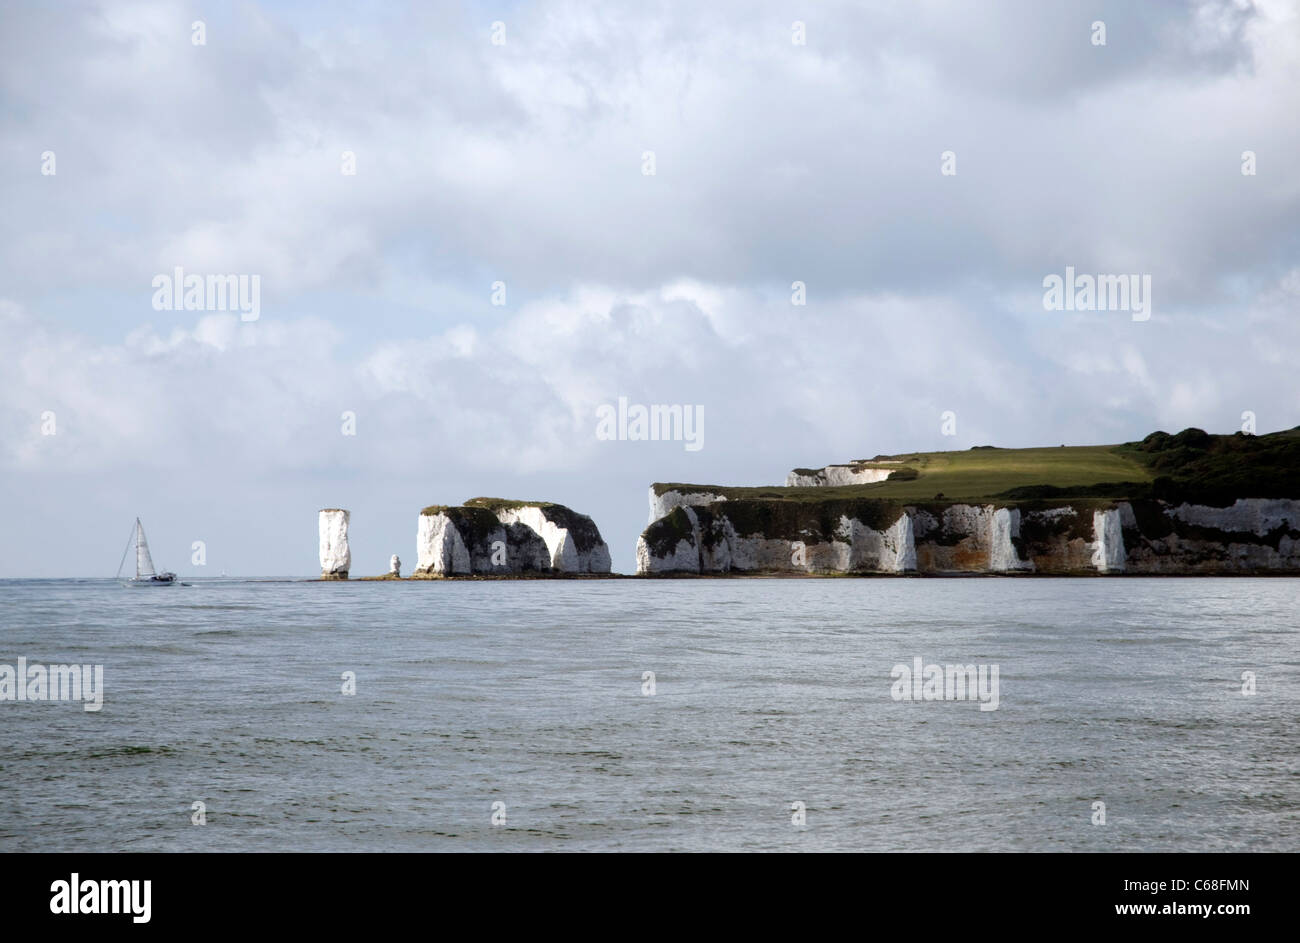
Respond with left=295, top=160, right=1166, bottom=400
left=1119, top=427, right=1300, bottom=502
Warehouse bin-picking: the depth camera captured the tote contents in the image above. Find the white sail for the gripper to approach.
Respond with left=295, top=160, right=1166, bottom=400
left=135, top=519, right=156, bottom=579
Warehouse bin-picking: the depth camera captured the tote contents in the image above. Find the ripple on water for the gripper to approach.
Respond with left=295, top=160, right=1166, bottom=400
left=0, top=576, right=1296, bottom=851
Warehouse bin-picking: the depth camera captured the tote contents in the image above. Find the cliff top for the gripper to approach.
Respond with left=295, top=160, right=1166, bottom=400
left=464, top=497, right=564, bottom=512
left=654, top=426, right=1300, bottom=507
left=421, top=497, right=569, bottom=515
left=789, top=460, right=902, bottom=476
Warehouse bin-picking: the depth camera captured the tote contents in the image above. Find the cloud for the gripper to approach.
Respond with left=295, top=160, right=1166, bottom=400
left=8, top=260, right=1298, bottom=469
left=4, top=0, right=1297, bottom=310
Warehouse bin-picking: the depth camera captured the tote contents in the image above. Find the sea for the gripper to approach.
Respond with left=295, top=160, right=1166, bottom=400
left=0, top=577, right=1295, bottom=852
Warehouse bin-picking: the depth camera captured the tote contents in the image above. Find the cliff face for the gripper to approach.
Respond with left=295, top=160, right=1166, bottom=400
left=318, top=509, right=350, bottom=579
left=785, top=463, right=895, bottom=487
left=635, top=494, right=1300, bottom=575
left=637, top=427, right=1300, bottom=575
left=414, top=498, right=611, bottom=576
left=647, top=486, right=729, bottom=524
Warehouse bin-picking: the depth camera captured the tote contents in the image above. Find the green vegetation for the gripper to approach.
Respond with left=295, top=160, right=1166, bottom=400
left=872, top=445, right=1153, bottom=501
left=653, top=426, right=1300, bottom=512
left=642, top=496, right=911, bottom=547
left=463, top=497, right=561, bottom=512
left=791, top=460, right=904, bottom=477
left=717, top=497, right=904, bottom=542
left=424, top=498, right=565, bottom=515
left=1118, top=427, right=1300, bottom=504
left=642, top=506, right=698, bottom=558
left=655, top=445, right=1150, bottom=506
left=424, top=505, right=504, bottom=548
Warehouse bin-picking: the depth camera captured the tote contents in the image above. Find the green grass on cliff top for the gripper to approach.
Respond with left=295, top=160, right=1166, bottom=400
left=655, top=427, right=1300, bottom=506
left=865, top=445, right=1151, bottom=500
left=421, top=497, right=561, bottom=515
left=659, top=445, right=1150, bottom=505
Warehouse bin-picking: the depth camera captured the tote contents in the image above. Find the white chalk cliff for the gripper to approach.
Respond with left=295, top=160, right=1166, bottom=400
left=416, top=510, right=475, bottom=575
left=415, top=499, right=611, bottom=576
left=635, top=493, right=1300, bottom=575
left=639, top=427, right=1300, bottom=575
left=785, top=464, right=895, bottom=487
left=496, top=505, right=611, bottom=572
left=648, top=486, right=729, bottom=524
left=1092, top=508, right=1126, bottom=572
left=990, top=507, right=1034, bottom=572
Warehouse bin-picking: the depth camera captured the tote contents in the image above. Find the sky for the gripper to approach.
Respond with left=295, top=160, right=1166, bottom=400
left=1, top=0, right=1297, bottom=576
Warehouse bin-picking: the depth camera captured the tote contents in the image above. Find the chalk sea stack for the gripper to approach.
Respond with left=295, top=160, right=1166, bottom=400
left=318, top=508, right=350, bottom=579
left=637, top=427, right=1300, bottom=575
left=414, top=498, right=612, bottom=577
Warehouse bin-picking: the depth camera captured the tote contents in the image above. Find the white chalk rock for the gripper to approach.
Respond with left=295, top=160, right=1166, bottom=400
left=1167, top=498, right=1300, bottom=536
left=389, top=554, right=401, bottom=576
left=416, top=511, right=471, bottom=575
left=318, top=509, right=350, bottom=578
left=1092, top=508, right=1126, bottom=572
left=494, top=505, right=611, bottom=572
left=990, top=507, right=1033, bottom=572
left=498, top=506, right=577, bottom=569
left=648, top=486, right=728, bottom=524
left=885, top=512, right=917, bottom=572
left=786, top=465, right=893, bottom=487
left=635, top=506, right=703, bottom=574
left=415, top=502, right=611, bottom=575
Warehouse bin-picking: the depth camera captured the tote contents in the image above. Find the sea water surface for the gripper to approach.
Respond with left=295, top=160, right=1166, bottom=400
left=0, top=577, right=1296, bottom=852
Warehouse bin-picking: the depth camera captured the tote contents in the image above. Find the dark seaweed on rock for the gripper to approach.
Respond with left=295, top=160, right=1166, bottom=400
left=641, top=506, right=697, bottom=558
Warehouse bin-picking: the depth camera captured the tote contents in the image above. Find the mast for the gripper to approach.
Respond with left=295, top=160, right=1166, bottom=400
left=135, top=518, right=156, bottom=579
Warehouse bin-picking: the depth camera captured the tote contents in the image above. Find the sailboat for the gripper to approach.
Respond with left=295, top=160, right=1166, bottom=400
left=117, top=518, right=178, bottom=586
